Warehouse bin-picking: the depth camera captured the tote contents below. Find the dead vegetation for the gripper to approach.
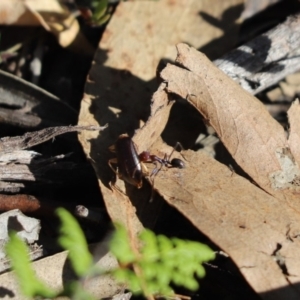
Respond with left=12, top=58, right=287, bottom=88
left=1, top=0, right=300, bottom=299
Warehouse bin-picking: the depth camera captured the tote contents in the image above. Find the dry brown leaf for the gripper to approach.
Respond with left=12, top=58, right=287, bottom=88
left=77, top=0, right=246, bottom=296
left=99, top=0, right=243, bottom=78
left=79, top=0, right=243, bottom=229
left=146, top=145, right=300, bottom=298
left=153, top=43, right=300, bottom=298
left=76, top=0, right=300, bottom=296
left=161, top=44, right=300, bottom=204
left=79, top=85, right=172, bottom=232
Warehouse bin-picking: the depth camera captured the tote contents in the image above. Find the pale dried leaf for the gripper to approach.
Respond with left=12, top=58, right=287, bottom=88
left=0, top=243, right=122, bottom=299
left=79, top=86, right=172, bottom=235
left=0, top=209, right=42, bottom=273
left=144, top=144, right=300, bottom=298
left=153, top=43, right=300, bottom=298
left=288, top=100, right=300, bottom=165
left=0, top=0, right=66, bottom=26
left=0, top=209, right=40, bottom=258
left=100, top=0, right=243, bottom=81
left=160, top=44, right=300, bottom=198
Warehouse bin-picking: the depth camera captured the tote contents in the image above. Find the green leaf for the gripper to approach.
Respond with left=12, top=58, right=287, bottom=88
left=96, top=13, right=111, bottom=26
left=113, top=269, right=140, bottom=293
left=109, top=224, right=215, bottom=296
left=195, top=264, right=206, bottom=278
left=5, top=232, right=57, bottom=298
left=56, top=208, right=93, bottom=277
left=140, top=229, right=158, bottom=258
left=110, top=223, right=136, bottom=264
left=92, top=0, right=108, bottom=22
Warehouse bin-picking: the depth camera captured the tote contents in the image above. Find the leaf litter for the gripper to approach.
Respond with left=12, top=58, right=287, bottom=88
left=74, top=0, right=300, bottom=298
left=78, top=0, right=243, bottom=235
left=80, top=42, right=300, bottom=297
left=158, top=43, right=300, bottom=297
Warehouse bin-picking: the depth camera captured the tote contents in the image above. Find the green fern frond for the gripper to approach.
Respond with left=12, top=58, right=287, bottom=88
left=110, top=224, right=215, bottom=296
left=5, top=232, right=57, bottom=298
left=56, top=208, right=93, bottom=277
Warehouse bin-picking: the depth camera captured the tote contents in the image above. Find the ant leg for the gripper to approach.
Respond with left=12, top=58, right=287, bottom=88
left=108, top=158, right=122, bottom=187
left=150, top=161, right=163, bottom=178
left=174, top=142, right=183, bottom=151
left=148, top=161, right=162, bottom=203
left=172, top=142, right=188, bottom=161
left=168, top=142, right=183, bottom=160
left=108, top=158, right=118, bottom=174
left=168, top=142, right=187, bottom=165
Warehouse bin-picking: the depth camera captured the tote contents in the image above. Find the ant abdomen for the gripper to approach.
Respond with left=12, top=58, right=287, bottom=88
left=170, top=158, right=185, bottom=169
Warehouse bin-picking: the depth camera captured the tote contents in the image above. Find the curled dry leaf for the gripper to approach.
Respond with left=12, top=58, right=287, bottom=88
left=162, top=44, right=300, bottom=203
left=155, top=43, right=300, bottom=298
left=162, top=43, right=288, bottom=194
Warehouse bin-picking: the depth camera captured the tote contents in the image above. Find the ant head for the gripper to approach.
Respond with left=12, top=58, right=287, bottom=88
left=139, top=151, right=151, bottom=162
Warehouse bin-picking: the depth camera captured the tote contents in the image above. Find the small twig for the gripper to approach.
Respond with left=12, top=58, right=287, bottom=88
left=0, top=124, right=108, bottom=152
left=0, top=194, right=100, bottom=219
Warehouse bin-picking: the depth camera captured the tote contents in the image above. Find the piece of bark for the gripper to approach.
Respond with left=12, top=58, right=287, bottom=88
left=214, top=14, right=300, bottom=95
left=0, top=150, right=40, bottom=164
left=0, top=125, right=107, bottom=193
left=0, top=107, right=42, bottom=128
left=0, top=209, right=43, bottom=273
left=0, top=194, right=92, bottom=217
left=0, top=69, right=77, bottom=128
left=0, top=124, right=107, bottom=152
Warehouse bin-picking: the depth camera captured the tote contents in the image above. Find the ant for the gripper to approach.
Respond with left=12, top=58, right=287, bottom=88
left=138, top=142, right=185, bottom=178
left=108, top=135, right=185, bottom=191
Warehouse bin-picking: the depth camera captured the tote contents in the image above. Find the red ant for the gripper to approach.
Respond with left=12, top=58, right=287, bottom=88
left=138, top=142, right=185, bottom=178
left=109, top=135, right=185, bottom=192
